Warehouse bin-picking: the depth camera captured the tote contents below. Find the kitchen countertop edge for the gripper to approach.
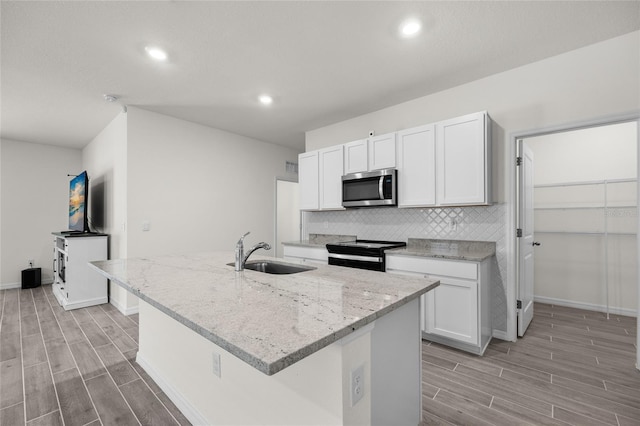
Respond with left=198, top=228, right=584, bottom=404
left=88, top=260, right=438, bottom=376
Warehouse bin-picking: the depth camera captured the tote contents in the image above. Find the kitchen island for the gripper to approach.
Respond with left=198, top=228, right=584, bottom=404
left=90, top=252, right=438, bottom=425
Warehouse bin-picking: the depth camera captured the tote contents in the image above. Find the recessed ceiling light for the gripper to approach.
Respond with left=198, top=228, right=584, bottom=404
left=400, top=19, right=422, bottom=38
left=145, top=46, right=168, bottom=61
left=258, top=94, right=273, bottom=105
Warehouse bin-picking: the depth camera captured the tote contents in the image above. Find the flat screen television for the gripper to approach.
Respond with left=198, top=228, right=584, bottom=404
left=68, top=171, right=90, bottom=233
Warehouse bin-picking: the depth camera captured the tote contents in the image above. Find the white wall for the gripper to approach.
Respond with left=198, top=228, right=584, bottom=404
left=0, top=139, right=82, bottom=287
left=276, top=180, right=300, bottom=257
left=82, top=112, right=130, bottom=312
left=126, top=107, right=301, bottom=258
left=307, top=31, right=640, bottom=201
left=304, top=31, right=640, bottom=338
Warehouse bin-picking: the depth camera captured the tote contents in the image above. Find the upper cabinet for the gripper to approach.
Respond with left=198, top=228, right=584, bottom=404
left=397, top=124, right=436, bottom=207
left=436, top=112, right=490, bottom=206
left=368, top=133, right=396, bottom=171
left=298, top=151, right=319, bottom=210
left=299, top=146, right=344, bottom=211
left=319, top=145, right=344, bottom=210
left=299, top=111, right=491, bottom=211
left=397, top=111, right=491, bottom=208
left=344, top=133, right=397, bottom=174
left=343, top=139, right=368, bottom=174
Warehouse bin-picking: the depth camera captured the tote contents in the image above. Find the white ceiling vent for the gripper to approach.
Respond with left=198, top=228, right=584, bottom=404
left=286, top=161, right=298, bottom=174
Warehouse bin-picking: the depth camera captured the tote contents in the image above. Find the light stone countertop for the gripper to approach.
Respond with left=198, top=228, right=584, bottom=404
left=89, top=252, right=438, bottom=376
left=282, top=233, right=356, bottom=248
left=388, top=238, right=496, bottom=262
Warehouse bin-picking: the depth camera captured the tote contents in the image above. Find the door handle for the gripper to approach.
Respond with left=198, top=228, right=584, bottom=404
left=533, top=242, right=541, bottom=246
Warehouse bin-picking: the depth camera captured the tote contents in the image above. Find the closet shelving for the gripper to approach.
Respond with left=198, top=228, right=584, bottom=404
left=533, top=178, right=637, bottom=318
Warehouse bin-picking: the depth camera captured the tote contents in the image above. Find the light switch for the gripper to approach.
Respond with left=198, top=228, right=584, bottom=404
left=142, top=221, right=150, bottom=232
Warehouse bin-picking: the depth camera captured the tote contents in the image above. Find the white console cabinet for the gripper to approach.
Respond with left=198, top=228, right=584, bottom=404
left=52, top=233, right=108, bottom=310
left=386, top=254, right=492, bottom=355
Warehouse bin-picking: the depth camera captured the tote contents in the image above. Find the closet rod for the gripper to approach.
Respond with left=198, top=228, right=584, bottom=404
left=534, top=178, right=637, bottom=189
left=535, top=231, right=636, bottom=236
left=535, top=205, right=638, bottom=210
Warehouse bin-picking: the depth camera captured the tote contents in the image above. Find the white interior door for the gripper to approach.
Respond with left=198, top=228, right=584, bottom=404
left=518, top=141, right=536, bottom=336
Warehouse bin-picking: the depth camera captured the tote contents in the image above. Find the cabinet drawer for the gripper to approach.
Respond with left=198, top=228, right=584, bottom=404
left=282, top=246, right=328, bottom=262
left=386, top=255, right=477, bottom=280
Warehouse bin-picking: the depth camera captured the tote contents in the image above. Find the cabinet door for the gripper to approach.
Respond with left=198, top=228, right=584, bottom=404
left=368, top=132, right=396, bottom=171
left=397, top=124, right=436, bottom=207
left=319, top=146, right=344, bottom=210
left=343, top=139, right=368, bottom=174
left=298, top=151, right=319, bottom=211
left=436, top=112, right=487, bottom=205
left=425, top=276, right=478, bottom=345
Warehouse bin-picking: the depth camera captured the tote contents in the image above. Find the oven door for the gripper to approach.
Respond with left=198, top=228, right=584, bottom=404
left=342, top=168, right=397, bottom=208
left=328, top=253, right=384, bottom=271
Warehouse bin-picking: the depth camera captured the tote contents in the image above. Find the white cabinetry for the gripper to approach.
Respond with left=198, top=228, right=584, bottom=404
left=52, top=233, right=108, bottom=311
left=386, top=254, right=492, bottom=355
left=436, top=111, right=491, bottom=206
left=319, top=145, right=344, bottom=210
left=397, top=124, right=436, bottom=207
left=368, top=132, right=396, bottom=171
left=343, top=133, right=396, bottom=174
left=299, top=146, right=344, bottom=211
left=299, top=111, right=490, bottom=210
left=298, top=151, right=319, bottom=210
left=282, top=244, right=328, bottom=265
left=343, top=139, right=368, bottom=174
left=397, top=112, right=490, bottom=208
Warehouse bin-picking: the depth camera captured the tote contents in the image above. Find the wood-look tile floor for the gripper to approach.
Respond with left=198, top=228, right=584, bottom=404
left=421, top=302, right=640, bottom=426
left=0, top=286, right=191, bottom=426
left=2, top=286, right=639, bottom=426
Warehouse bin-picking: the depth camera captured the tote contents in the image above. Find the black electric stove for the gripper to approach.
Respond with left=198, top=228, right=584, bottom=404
left=325, top=240, right=406, bottom=272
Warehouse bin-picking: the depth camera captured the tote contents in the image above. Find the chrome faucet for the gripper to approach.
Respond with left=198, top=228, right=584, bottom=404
left=235, top=231, right=271, bottom=271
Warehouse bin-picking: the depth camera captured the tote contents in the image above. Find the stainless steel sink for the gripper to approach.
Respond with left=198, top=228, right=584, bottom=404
left=227, top=260, right=316, bottom=275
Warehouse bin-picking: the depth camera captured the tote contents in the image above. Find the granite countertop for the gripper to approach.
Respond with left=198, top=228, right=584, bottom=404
left=282, top=233, right=356, bottom=248
left=89, top=252, right=438, bottom=376
left=388, top=238, right=496, bottom=262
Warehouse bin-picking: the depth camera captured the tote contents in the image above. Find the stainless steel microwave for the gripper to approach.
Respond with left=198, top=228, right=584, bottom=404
left=342, top=168, right=397, bottom=208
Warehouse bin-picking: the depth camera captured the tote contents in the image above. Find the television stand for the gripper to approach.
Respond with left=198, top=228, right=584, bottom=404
left=51, top=232, right=109, bottom=310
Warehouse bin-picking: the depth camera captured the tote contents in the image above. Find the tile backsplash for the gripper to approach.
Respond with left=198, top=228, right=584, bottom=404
left=304, top=203, right=509, bottom=334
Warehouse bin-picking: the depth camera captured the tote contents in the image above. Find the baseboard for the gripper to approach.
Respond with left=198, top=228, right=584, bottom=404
left=0, top=279, right=53, bottom=291
left=110, top=297, right=140, bottom=316
left=492, top=329, right=510, bottom=341
left=136, top=352, right=209, bottom=426
left=534, top=296, right=637, bottom=318
left=0, top=282, right=20, bottom=290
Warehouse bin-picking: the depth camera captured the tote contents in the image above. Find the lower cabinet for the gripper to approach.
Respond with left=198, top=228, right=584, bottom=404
left=52, top=233, right=108, bottom=311
left=386, top=254, right=492, bottom=355
left=282, top=244, right=328, bottom=265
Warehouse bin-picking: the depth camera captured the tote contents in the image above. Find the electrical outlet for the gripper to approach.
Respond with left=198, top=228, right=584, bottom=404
left=142, top=221, right=150, bottom=232
left=350, top=364, right=364, bottom=406
left=212, top=352, right=221, bottom=378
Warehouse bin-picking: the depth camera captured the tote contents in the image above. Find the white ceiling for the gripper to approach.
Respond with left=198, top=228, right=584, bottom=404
left=2, top=1, right=639, bottom=151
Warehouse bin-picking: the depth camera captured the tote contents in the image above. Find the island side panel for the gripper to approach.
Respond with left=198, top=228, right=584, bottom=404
left=371, top=297, right=422, bottom=426
left=136, top=299, right=370, bottom=425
